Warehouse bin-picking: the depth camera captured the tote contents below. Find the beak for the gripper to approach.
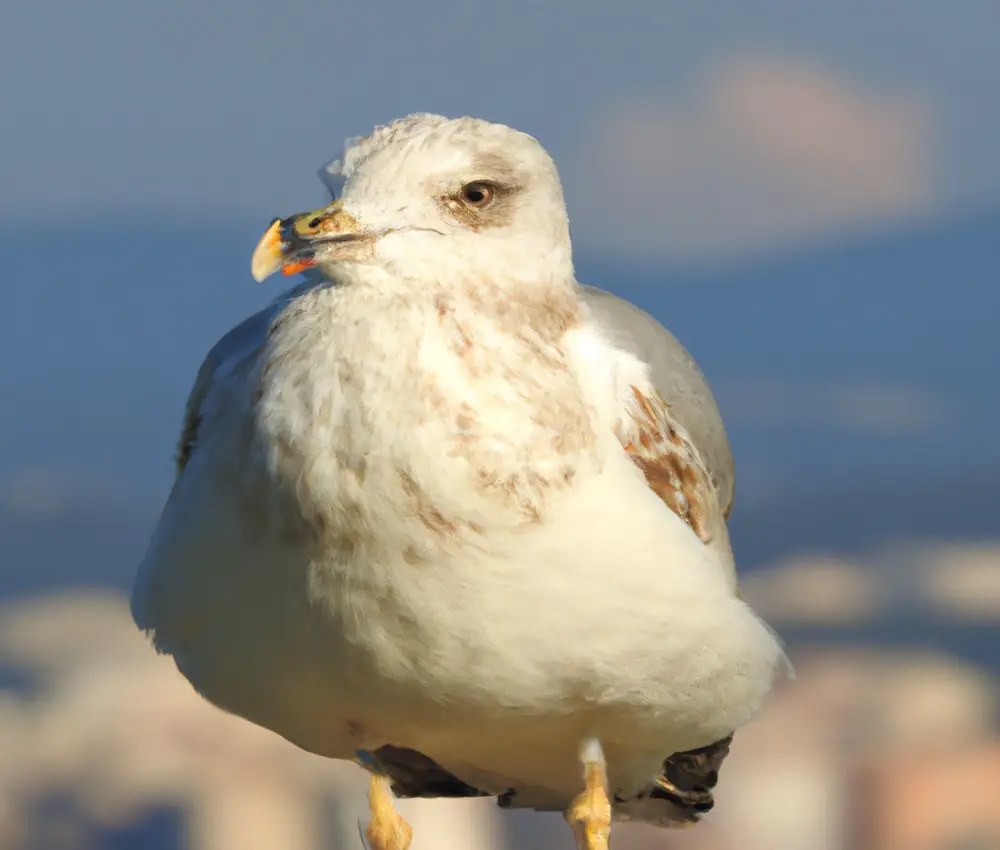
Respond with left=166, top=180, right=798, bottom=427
left=250, top=200, right=370, bottom=283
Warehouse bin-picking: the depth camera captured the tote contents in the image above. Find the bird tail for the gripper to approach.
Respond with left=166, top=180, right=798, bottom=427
left=614, top=735, right=733, bottom=827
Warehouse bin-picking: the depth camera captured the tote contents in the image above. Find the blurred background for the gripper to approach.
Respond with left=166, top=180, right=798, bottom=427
left=1, top=2, right=999, bottom=849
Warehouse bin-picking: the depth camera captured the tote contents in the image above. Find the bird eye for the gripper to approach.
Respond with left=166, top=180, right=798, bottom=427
left=458, top=182, right=496, bottom=208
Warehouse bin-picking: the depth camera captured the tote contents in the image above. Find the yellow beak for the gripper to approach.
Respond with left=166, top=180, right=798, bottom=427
left=250, top=201, right=364, bottom=282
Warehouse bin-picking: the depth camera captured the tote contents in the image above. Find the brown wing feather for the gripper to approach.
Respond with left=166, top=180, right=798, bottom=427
left=617, top=385, right=719, bottom=544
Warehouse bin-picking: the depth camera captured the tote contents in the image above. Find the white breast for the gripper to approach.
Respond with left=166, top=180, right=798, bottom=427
left=254, top=280, right=602, bottom=557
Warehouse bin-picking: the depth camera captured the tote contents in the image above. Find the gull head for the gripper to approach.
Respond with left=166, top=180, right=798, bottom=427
left=251, top=114, right=574, bottom=287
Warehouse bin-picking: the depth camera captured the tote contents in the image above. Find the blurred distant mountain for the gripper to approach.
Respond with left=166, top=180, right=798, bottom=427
left=728, top=465, right=1000, bottom=568
left=1, top=204, right=997, bottom=598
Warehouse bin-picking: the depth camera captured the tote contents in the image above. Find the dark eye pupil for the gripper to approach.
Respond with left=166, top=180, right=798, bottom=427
left=465, top=187, right=485, bottom=203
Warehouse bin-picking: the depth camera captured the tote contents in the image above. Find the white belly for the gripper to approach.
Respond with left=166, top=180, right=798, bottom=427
left=142, top=450, right=782, bottom=807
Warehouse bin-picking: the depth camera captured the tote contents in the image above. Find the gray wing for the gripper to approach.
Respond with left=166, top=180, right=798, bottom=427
left=580, top=286, right=738, bottom=827
left=579, top=285, right=735, bottom=519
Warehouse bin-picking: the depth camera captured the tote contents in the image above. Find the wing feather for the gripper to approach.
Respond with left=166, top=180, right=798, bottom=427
left=580, top=286, right=735, bottom=519
left=173, top=283, right=314, bottom=473
left=616, top=384, right=721, bottom=545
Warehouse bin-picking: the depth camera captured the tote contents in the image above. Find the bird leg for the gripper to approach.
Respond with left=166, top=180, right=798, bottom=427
left=365, top=773, right=413, bottom=850
left=565, top=739, right=612, bottom=850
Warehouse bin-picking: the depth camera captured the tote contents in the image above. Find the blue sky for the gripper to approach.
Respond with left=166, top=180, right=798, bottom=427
left=2, top=1, right=999, bottom=253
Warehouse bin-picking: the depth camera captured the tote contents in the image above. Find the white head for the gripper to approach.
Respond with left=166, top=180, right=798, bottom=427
left=252, top=114, right=575, bottom=289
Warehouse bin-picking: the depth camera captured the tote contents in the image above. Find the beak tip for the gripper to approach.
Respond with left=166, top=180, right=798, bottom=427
left=250, top=252, right=281, bottom=283
left=250, top=219, right=285, bottom=283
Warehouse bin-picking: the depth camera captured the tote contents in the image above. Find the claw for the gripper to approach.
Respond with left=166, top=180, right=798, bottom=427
left=357, top=817, right=372, bottom=850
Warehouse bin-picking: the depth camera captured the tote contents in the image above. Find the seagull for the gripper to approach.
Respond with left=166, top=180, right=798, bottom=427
left=131, top=113, right=786, bottom=850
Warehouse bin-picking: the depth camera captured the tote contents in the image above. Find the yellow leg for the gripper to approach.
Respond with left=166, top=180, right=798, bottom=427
left=365, top=774, right=413, bottom=850
left=564, top=740, right=612, bottom=850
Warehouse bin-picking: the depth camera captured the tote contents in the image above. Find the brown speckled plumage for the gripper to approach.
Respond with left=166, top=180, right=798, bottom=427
left=618, top=385, right=717, bottom=544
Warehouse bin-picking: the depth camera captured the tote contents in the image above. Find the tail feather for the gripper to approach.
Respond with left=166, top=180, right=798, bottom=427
left=615, top=735, right=734, bottom=826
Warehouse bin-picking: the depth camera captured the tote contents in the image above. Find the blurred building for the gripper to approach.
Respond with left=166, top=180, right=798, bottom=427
left=857, top=743, right=1000, bottom=850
